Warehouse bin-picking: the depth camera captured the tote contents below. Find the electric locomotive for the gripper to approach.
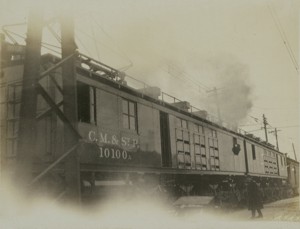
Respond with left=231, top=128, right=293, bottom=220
left=0, top=39, right=298, bottom=205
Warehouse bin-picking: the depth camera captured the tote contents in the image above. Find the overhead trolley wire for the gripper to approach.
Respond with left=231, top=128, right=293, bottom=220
left=76, top=27, right=134, bottom=67
left=167, top=63, right=211, bottom=92
left=161, top=65, right=208, bottom=96
left=75, top=34, right=92, bottom=56
left=89, top=16, right=101, bottom=61
left=90, top=13, right=134, bottom=69
left=267, top=4, right=299, bottom=74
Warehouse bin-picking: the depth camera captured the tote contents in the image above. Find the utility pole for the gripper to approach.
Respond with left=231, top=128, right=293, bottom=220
left=207, top=87, right=222, bottom=122
left=292, top=142, right=297, bottom=161
left=262, top=114, right=268, bottom=143
left=214, top=87, right=222, bottom=122
left=269, top=128, right=281, bottom=151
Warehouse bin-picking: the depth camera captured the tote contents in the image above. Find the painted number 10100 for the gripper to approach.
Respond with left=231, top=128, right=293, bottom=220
left=99, top=147, right=132, bottom=160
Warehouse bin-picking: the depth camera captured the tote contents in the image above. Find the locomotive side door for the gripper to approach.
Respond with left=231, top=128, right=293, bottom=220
left=160, top=111, right=172, bottom=167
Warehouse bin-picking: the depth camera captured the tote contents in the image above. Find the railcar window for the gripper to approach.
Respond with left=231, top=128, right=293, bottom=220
left=208, top=131, right=219, bottom=171
left=77, top=82, right=96, bottom=124
left=212, top=130, right=217, bottom=138
left=193, top=124, right=199, bottom=133
left=122, top=99, right=137, bottom=131
left=176, top=117, right=188, bottom=129
left=183, top=132, right=189, bottom=141
left=209, top=138, right=213, bottom=146
left=176, top=117, right=191, bottom=169
left=208, top=128, right=217, bottom=138
left=176, top=129, right=183, bottom=139
left=199, top=126, right=204, bottom=134
left=194, top=136, right=200, bottom=144
left=182, top=120, right=188, bottom=129
left=176, top=118, right=181, bottom=128
left=194, top=133, right=207, bottom=170
left=195, top=144, right=200, bottom=154
left=200, top=136, right=205, bottom=146
left=176, top=130, right=191, bottom=169
left=193, top=123, right=204, bottom=134
left=213, top=139, right=218, bottom=150
left=233, top=137, right=237, bottom=145
left=263, top=151, right=279, bottom=175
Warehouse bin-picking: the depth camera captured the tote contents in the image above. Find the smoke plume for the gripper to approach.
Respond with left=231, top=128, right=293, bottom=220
left=205, top=57, right=253, bottom=125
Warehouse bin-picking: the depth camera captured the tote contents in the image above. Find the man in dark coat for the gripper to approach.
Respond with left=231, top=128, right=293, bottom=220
left=247, top=179, right=263, bottom=218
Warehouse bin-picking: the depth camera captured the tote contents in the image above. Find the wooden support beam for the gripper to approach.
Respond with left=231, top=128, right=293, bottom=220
left=16, top=6, right=43, bottom=187
left=60, top=8, right=81, bottom=203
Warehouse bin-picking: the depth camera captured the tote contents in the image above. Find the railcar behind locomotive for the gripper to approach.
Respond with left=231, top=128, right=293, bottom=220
left=0, top=39, right=298, bottom=205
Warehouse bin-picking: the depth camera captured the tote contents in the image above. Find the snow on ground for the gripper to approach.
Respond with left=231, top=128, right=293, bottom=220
left=1, top=183, right=299, bottom=229
left=227, top=196, right=300, bottom=222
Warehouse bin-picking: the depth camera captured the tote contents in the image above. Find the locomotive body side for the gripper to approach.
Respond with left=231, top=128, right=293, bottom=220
left=76, top=68, right=249, bottom=176
left=74, top=64, right=290, bottom=181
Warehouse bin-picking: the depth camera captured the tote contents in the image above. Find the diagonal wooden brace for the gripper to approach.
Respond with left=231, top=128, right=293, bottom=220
left=36, top=100, right=63, bottom=120
left=29, top=143, right=79, bottom=186
left=35, top=82, right=81, bottom=139
left=39, top=52, right=78, bottom=81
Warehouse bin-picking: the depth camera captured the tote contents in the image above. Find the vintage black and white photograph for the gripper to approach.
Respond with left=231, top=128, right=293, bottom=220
left=0, top=0, right=299, bottom=228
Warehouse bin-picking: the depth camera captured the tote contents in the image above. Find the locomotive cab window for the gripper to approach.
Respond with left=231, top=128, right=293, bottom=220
left=122, top=98, right=137, bottom=131
left=193, top=123, right=204, bottom=134
left=77, top=82, right=96, bottom=124
left=176, top=117, right=188, bottom=129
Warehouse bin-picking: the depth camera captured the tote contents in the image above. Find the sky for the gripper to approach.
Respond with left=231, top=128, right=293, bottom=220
left=0, top=0, right=299, bottom=159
